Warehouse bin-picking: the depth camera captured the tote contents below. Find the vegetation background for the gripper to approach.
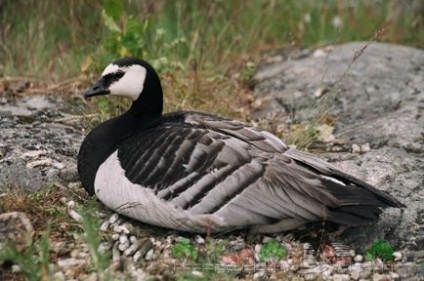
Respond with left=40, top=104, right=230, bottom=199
left=0, top=0, right=423, bottom=280
left=1, top=0, right=423, bottom=120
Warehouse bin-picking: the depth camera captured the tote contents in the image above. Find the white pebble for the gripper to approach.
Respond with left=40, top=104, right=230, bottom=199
left=67, top=209, right=82, bottom=223
left=354, top=254, right=363, bottom=262
left=109, top=213, right=119, bottom=224
left=393, top=251, right=402, bottom=261
left=11, top=265, right=21, bottom=273
left=144, top=249, right=154, bottom=261
left=111, top=233, right=120, bottom=241
left=113, top=224, right=130, bottom=234
left=99, top=221, right=109, bottom=231
left=112, top=242, right=120, bottom=262
left=66, top=200, right=76, bottom=209
left=195, top=235, right=205, bottom=244
left=361, top=143, right=371, bottom=152
left=133, top=250, right=142, bottom=263
left=118, top=243, right=130, bottom=252
left=304, top=272, right=317, bottom=281
left=119, top=234, right=129, bottom=245
left=124, top=242, right=140, bottom=256
left=352, top=144, right=361, bottom=153
left=129, top=236, right=138, bottom=243
left=57, top=258, right=85, bottom=269
left=332, top=274, right=350, bottom=281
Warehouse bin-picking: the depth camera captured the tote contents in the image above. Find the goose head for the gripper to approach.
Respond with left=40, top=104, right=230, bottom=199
left=85, top=57, right=163, bottom=117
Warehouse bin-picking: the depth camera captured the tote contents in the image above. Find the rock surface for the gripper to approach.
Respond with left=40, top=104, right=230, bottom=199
left=253, top=42, right=424, bottom=277
left=0, top=95, right=83, bottom=191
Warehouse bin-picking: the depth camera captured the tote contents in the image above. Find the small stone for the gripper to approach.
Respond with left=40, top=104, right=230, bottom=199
left=11, top=265, right=21, bottom=273
left=361, top=143, right=371, bottom=152
left=332, top=274, right=350, bottom=281
left=129, top=236, right=137, bottom=243
left=113, top=224, right=130, bottom=234
left=194, top=235, right=205, bottom=244
left=109, top=214, right=119, bottom=224
left=53, top=271, right=65, bottom=281
left=303, top=272, right=317, bottom=280
left=111, top=233, right=120, bottom=241
left=352, top=144, right=361, bottom=153
left=392, top=251, right=402, bottom=261
left=26, top=158, right=52, bottom=168
left=66, top=200, right=76, bottom=209
left=372, top=273, right=391, bottom=281
left=67, top=209, right=82, bottom=223
left=53, top=162, right=65, bottom=169
left=124, top=241, right=140, bottom=256
left=354, top=255, right=363, bottom=262
left=57, top=258, right=85, bottom=269
left=390, top=272, right=400, bottom=280
left=112, top=242, right=120, bottom=262
left=133, top=250, right=142, bottom=263
left=145, top=248, right=154, bottom=261
left=100, top=221, right=109, bottom=231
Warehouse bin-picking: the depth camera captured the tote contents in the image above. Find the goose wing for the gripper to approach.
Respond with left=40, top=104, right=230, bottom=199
left=116, top=113, right=402, bottom=229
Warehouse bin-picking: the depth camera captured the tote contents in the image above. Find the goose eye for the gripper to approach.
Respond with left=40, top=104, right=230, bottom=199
left=104, top=71, right=125, bottom=84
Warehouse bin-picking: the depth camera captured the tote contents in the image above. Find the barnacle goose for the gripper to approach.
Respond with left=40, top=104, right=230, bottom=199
left=77, top=57, right=404, bottom=233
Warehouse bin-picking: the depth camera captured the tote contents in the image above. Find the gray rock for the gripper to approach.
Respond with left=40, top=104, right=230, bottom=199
left=253, top=42, right=424, bottom=254
left=0, top=98, right=84, bottom=192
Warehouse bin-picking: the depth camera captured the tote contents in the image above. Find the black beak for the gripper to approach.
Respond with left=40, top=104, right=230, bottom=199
left=84, top=79, right=110, bottom=99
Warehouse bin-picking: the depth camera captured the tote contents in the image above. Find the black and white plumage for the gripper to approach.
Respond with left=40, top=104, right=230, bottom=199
left=77, top=57, right=404, bottom=233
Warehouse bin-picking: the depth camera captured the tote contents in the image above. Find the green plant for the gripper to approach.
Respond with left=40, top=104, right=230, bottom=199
left=171, top=238, right=198, bottom=261
left=78, top=202, right=112, bottom=273
left=366, top=239, right=395, bottom=261
left=259, top=240, right=287, bottom=262
left=0, top=231, right=51, bottom=281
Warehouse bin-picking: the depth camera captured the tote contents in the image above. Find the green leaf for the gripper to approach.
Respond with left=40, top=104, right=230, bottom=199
left=259, top=240, right=287, bottom=262
left=102, top=9, right=121, bottom=33
left=103, top=0, right=123, bottom=21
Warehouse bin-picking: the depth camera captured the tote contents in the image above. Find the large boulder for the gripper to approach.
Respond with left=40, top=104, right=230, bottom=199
left=253, top=42, right=424, bottom=267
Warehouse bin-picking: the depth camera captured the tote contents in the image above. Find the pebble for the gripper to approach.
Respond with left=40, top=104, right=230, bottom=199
left=361, top=143, right=371, bottom=152
left=109, top=213, right=119, bottom=224
left=354, top=255, right=363, bottom=262
left=124, top=241, right=140, bottom=256
left=100, top=221, right=110, bottom=231
left=113, top=224, right=131, bottom=234
left=145, top=248, right=155, bottom=261
left=352, top=144, right=361, bottom=153
left=112, top=242, right=120, bottom=262
left=392, top=251, right=402, bottom=261
left=195, top=234, right=205, bottom=244
left=372, top=273, right=391, bottom=281
left=57, top=258, right=85, bottom=269
left=133, top=250, right=143, bottom=263
left=26, top=158, right=53, bottom=168
left=67, top=209, right=82, bottom=223
left=303, top=272, right=317, bottom=280
left=111, top=233, right=120, bottom=241
left=332, top=274, right=350, bottom=281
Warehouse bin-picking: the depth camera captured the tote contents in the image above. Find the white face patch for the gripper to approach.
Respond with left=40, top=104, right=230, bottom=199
left=101, top=64, right=147, bottom=101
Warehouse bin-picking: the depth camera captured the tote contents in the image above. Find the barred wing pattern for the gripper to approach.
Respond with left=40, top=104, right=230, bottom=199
left=106, top=113, right=401, bottom=232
